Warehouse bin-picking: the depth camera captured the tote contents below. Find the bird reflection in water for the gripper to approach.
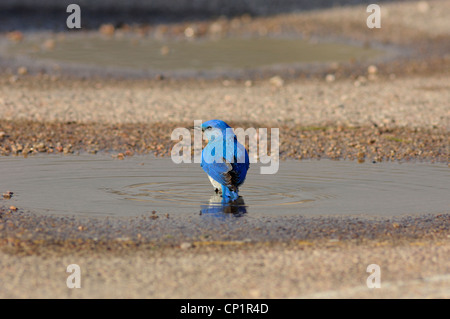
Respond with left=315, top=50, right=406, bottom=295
left=200, top=194, right=247, bottom=218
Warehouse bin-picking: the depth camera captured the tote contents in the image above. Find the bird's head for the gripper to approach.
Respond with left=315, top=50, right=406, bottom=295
left=197, top=119, right=233, bottom=142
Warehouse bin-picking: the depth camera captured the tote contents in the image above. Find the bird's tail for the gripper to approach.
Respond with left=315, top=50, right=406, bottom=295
left=221, top=185, right=239, bottom=202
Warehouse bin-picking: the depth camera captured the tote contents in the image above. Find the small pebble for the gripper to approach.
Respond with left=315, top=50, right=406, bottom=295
left=367, top=65, right=378, bottom=75
left=180, top=242, right=192, bottom=250
left=269, top=76, right=284, bottom=87
left=17, top=66, right=28, bottom=76
left=184, top=27, right=195, bottom=38
left=2, top=191, right=13, bottom=199
left=42, top=39, right=56, bottom=51
left=6, top=31, right=23, bottom=42
left=99, top=24, right=115, bottom=36
left=325, top=74, right=335, bottom=83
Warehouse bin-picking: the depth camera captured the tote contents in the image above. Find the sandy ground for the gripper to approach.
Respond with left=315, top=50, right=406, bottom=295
left=0, top=209, right=448, bottom=298
left=0, top=75, right=449, bottom=128
left=0, top=1, right=449, bottom=299
left=0, top=242, right=449, bottom=298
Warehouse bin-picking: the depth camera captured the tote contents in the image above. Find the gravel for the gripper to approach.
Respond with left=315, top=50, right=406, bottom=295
left=0, top=75, right=448, bottom=128
left=0, top=207, right=448, bottom=298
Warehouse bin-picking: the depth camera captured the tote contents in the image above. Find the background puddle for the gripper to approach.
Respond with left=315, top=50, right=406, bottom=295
left=0, top=155, right=448, bottom=218
left=5, top=34, right=383, bottom=72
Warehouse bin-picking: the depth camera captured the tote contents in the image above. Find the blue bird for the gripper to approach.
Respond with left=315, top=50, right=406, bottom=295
left=199, top=119, right=250, bottom=202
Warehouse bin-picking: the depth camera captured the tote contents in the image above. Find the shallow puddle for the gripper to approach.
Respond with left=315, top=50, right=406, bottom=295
left=5, top=34, right=383, bottom=72
left=0, top=155, right=448, bottom=218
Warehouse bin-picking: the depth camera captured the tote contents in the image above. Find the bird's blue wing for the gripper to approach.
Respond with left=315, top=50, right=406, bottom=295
left=233, top=140, right=250, bottom=186
left=202, top=139, right=234, bottom=190
left=202, top=138, right=249, bottom=189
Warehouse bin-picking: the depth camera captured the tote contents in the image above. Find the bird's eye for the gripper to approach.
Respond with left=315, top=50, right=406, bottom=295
left=207, top=126, right=212, bottom=130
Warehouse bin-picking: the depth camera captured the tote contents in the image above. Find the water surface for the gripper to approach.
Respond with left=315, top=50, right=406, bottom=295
left=5, top=34, right=383, bottom=72
left=1, top=155, right=448, bottom=218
